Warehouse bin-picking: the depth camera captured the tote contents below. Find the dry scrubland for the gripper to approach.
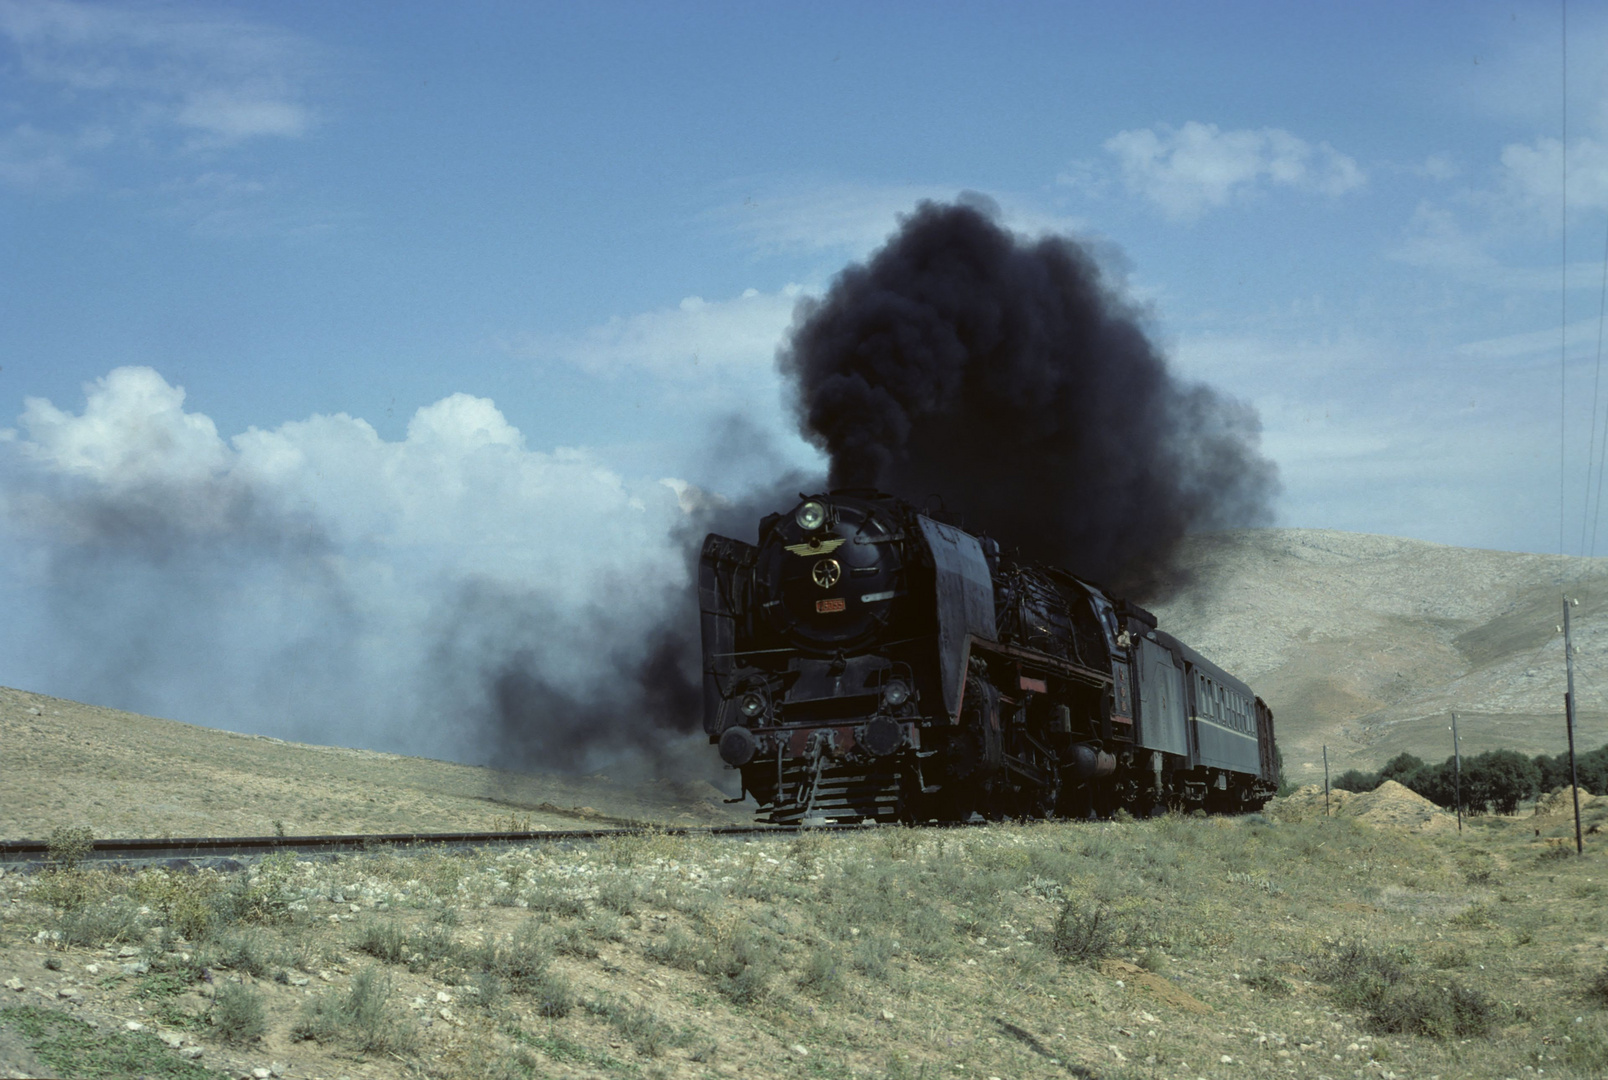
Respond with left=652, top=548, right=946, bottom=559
left=3, top=794, right=1608, bottom=1080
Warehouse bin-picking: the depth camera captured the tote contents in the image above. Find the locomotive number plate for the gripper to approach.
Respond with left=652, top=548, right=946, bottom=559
left=815, top=598, right=846, bottom=613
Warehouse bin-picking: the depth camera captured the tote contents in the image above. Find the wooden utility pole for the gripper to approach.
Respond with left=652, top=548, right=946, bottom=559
left=1452, top=711, right=1462, bottom=833
left=1564, top=597, right=1584, bottom=855
left=1323, top=745, right=1330, bottom=818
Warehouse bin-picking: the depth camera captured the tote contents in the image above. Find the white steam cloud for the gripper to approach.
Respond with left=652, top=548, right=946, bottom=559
left=0, top=367, right=710, bottom=776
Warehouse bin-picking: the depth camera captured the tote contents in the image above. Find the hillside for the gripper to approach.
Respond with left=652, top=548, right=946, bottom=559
left=0, top=685, right=747, bottom=841
left=1151, top=528, right=1608, bottom=782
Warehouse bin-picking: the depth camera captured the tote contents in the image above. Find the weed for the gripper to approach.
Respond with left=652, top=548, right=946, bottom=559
left=0, top=1005, right=209, bottom=1079
left=1428, top=944, right=1472, bottom=969
left=1449, top=902, right=1493, bottom=928
left=708, top=931, right=774, bottom=1005
left=596, top=877, right=640, bottom=914
left=644, top=925, right=704, bottom=970
left=1320, top=941, right=1409, bottom=1008
left=506, top=1026, right=619, bottom=1068
left=1588, top=965, right=1608, bottom=1008
left=353, top=918, right=408, bottom=964
left=585, top=994, right=675, bottom=1057
left=210, top=981, right=266, bottom=1044
left=1050, top=898, right=1118, bottom=963
left=527, top=888, right=587, bottom=918
left=46, top=826, right=95, bottom=870
left=585, top=910, right=627, bottom=943
left=212, top=928, right=282, bottom=977
left=1368, top=981, right=1496, bottom=1038
left=1243, top=970, right=1289, bottom=995
left=1540, top=840, right=1576, bottom=861
left=56, top=896, right=144, bottom=947
left=293, top=966, right=417, bottom=1055
left=549, top=924, right=600, bottom=959
left=797, top=946, right=843, bottom=999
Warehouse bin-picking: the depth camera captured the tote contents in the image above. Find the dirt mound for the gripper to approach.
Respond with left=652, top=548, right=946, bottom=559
left=1345, top=779, right=1451, bottom=829
left=1267, top=780, right=1454, bottom=831
left=1535, top=787, right=1599, bottom=817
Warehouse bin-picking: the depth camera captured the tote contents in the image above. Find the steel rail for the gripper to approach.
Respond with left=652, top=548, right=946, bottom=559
left=0, top=821, right=894, bottom=871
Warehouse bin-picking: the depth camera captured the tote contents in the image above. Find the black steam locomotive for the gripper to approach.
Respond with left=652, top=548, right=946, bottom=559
left=698, top=490, right=1278, bottom=823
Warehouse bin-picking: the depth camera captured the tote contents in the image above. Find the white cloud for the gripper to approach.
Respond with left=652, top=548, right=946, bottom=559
left=1499, top=135, right=1608, bottom=216
left=0, top=0, right=317, bottom=187
left=508, top=286, right=807, bottom=381
left=1101, top=121, right=1366, bottom=221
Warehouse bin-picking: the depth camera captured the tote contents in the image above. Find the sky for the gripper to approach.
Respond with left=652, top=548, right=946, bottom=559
left=3, top=0, right=1608, bottom=764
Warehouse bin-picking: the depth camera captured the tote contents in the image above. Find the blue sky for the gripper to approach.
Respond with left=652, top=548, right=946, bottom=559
left=3, top=0, right=1608, bottom=754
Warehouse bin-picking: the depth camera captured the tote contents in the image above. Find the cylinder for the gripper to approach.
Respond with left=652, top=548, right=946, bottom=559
left=1069, top=743, right=1117, bottom=779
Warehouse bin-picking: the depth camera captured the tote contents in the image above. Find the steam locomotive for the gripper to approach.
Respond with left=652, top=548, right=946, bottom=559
left=698, top=490, right=1277, bottom=823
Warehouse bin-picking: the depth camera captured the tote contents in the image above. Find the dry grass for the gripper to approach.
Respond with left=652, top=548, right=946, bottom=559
left=2, top=808, right=1607, bottom=1079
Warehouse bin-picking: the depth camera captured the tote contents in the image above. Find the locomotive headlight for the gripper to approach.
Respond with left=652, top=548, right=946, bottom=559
left=739, top=692, right=767, bottom=719
left=882, top=679, right=910, bottom=708
left=795, top=500, right=826, bottom=531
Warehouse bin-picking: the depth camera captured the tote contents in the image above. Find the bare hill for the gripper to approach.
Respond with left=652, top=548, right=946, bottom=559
left=0, top=685, right=748, bottom=840
left=1150, top=528, right=1608, bottom=783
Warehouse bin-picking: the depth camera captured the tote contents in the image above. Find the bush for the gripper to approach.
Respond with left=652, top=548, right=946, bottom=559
left=1369, top=982, right=1495, bottom=1038
left=708, top=932, right=773, bottom=1005
left=797, top=946, right=843, bottom=999
left=293, top=966, right=416, bottom=1055
left=1588, top=965, right=1608, bottom=1008
left=46, top=826, right=95, bottom=871
left=211, top=982, right=266, bottom=1044
left=584, top=995, right=674, bottom=1057
left=56, top=898, right=144, bottom=948
left=353, top=920, right=408, bottom=965
left=1332, top=770, right=1381, bottom=793
left=1050, top=899, right=1118, bottom=964
left=1321, top=942, right=1408, bottom=1009
left=212, top=929, right=277, bottom=977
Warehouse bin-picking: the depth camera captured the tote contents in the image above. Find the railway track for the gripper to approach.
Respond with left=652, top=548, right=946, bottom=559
left=0, top=821, right=886, bottom=872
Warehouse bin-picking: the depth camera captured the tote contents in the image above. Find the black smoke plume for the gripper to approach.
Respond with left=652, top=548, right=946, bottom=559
left=780, top=198, right=1277, bottom=596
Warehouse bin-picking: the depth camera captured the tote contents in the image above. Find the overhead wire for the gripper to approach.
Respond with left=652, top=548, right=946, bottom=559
left=1585, top=217, right=1608, bottom=557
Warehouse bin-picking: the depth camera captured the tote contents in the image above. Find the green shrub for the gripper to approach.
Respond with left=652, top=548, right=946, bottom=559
left=643, top=926, right=703, bottom=971
left=708, top=932, right=773, bottom=1005
left=1368, top=981, right=1495, bottom=1038
left=797, top=946, right=843, bottom=999
left=1588, top=965, right=1608, bottom=1008
left=584, top=995, right=674, bottom=1057
left=46, top=826, right=95, bottom=870
left=210, top=982, right=266, bottom=1044
left=56, top=897, right=144, bottom=948
left=1243, top=970, right=1289, bottom=995
left=212, top=929, right=277, bottom=978
left=1321, top=941, right=1409, bottom=1009
left=292, top=966, right=416, bottom=1055
left=353, top=919, right=408, bottom=965
left=595, top=878, right=640, bottom=914
left=1050, top=899, right=1118, bottom=964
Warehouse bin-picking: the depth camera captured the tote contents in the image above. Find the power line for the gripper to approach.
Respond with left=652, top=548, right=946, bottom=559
left=1560, top=0, right=1569, bottom=565
left=1584, top=216, right=1608, bottom=556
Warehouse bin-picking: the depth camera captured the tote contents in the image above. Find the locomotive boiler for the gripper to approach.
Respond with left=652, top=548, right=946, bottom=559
left=698, top=490, right=1278, bottom=824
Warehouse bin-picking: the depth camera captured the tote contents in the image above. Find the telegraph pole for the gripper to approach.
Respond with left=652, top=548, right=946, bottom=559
left=1323, top=745, right=1330, bottom=818
left=1452, top=711, right=1462, bottom=833
left=1564, top=597, right=1584, bottom=855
